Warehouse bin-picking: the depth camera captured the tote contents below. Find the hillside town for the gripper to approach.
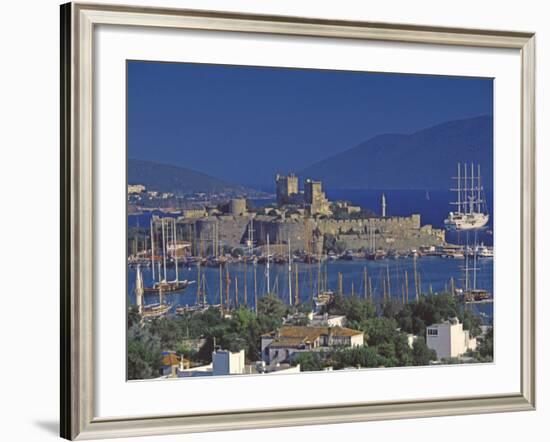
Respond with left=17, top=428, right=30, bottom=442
left=127, top=171, right=493, bottom=380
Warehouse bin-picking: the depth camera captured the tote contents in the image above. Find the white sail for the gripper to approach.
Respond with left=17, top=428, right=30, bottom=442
left=445, top=162, right=489, bottom=231
left=135, top=265, right=144, bottom=314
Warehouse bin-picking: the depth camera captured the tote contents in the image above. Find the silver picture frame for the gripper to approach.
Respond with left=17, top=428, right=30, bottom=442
left=60, top=2, right=536, bottom=439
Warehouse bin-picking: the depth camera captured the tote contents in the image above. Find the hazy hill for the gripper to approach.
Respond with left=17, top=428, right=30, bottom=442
left=299, top=116, right=493, bottom=190
left=128, top=159, right=256, bottom=195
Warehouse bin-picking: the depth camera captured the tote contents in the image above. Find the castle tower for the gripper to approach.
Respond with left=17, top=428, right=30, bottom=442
left=305, top=179, right=331, bottom=216
left=381, top=193, right=387, bottom=217
left=275, top=173, right=298, bottom=206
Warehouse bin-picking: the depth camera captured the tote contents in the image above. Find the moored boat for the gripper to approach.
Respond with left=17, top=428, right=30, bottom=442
left=445, top=163, right=490, bottom=231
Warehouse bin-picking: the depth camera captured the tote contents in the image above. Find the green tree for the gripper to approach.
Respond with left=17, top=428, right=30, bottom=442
left=293, top=352, right=325, bottom=371
left=361, top=317, right=399, bottom=347
left=127, top=323, right=163, bottom=380
left=257, top=293, right=288, bottom=333
left=127, top=305, right=141, bottom=328
left=381, top=299, right=402, bottom=319
left=478, top=327, right=493, bottom=359
left=230, top=307, right=262, bottom=360
left=343, top=297, right=377, bottom=324
left=412, top=337, right=437, bottom=366
left=332, top=345, right=388, bottom=369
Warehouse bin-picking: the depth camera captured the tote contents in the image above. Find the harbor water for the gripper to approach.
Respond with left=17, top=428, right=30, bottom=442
left=128, top=256, right=493, bottom=323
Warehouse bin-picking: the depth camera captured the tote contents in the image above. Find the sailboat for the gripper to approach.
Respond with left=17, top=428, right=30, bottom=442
left=364, top=218, right=386, bottom=260
left=135, top=265, right=171, bottom=319
left=313, top=253, right=334, bottom=308
left=145, top=217, right=192, bottom=294
left=445, top=163, right=489, bottom=231
left=455, top=238, right=492, bottom=303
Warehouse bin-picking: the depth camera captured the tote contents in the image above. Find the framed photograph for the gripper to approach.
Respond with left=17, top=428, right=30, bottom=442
left=60, top=2, right=536, bottom=440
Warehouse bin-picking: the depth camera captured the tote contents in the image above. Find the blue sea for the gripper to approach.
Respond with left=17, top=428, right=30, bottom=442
left=128, top=256, right=493, bottom=323
left=128, top=189, right=494, bottom=322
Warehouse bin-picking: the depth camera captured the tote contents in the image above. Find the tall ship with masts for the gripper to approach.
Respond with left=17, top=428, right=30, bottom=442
left=455, top=243, right=492, bottom=304
left=445, top=162, right=489, bottom=231
left=135, top=265, right=172, bottom=319
left=144, top=217, right=192, bottom=294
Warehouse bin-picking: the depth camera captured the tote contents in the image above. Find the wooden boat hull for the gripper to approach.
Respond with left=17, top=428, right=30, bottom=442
left=143, top=281, right=190, bottom=294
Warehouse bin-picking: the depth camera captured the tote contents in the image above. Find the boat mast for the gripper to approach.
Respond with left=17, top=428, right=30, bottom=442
left=254, top=262, right=258, bottom=312
left=235, top=275, right=239, bottom=307
left=288, top=238, right=293, bottom=306
left=368, top=277, right=373, bottom=301
left=457, top=163, right=461, bottom=214
left=248, top=218, right=254, bottom=255
left=196, top=261, right=201, bottom=305
left=161, top=218, right=167, bottom=282
left=173, top=218, right=178, bottom=283
left=244, top=259, right=248, bottom=307
left=471, top=162, right=475, bottom=213
left=266, top=234, right=271, bottom=294
left=295, top=264, right=299, bottom=306
left=478, top=163, right=482, bottom=213
left=386, top=264, right=391, bottom=298
left=203, top=273, right=207, bottom=305
left=225, top=266, right=230, bottom=310
left=463, top=163, right=468, bottom=214
left=413, top=254, right=419, bottom=301
left=364, top=266, right=368, bottom=299
left=317, top=255, right=321, bottom=295
left=219, top=264, right=223, bottom=311
left=324, top=259, right=328, bottom=293
left=150, top=218, right=155, bottom=281
left=465, top=232, right=470, bottom=291
left=405, top=269, right=409, bottom=303
left=214, top=220, right=218, bottom=258
left=370, top=219, right=376, bottom=252
left=473, top=231, right=478, bottom=290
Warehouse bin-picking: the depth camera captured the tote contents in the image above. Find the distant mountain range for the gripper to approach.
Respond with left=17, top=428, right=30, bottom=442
left=128, top=159, right=258, bottom=195
left=299, top=115, right=493, bottom=190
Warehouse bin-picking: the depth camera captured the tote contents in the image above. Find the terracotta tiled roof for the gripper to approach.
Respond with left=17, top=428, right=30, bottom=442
left=278, top=326, right=326, bottom=341
left=269, top=337, right=311, bottom=349
left=330, top=327, right=364, bottom=337
left=162, top=353, right=190, bottom=366
left=264, top=326, right=363, bottom=348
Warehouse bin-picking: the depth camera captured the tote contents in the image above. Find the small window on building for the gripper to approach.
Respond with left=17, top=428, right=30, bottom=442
left=427, top=328, right=438, bottom=336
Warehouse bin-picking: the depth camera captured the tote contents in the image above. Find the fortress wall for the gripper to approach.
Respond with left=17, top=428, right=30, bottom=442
left=253, top=218, right=312, bottom=251
left=179, top=213, right=444, bottom=254
left=315, top=214, right=421, bottom=236
left=192, top=216, right=250, bottom=250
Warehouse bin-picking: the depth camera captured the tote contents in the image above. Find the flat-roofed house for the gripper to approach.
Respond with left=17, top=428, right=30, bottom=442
left=426, top=317, right=478, bottom=359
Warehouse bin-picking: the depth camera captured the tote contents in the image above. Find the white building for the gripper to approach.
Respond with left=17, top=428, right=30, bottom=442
left=176, top=349, right=302, bottom=378
left=212, top=349, right=245, bottom=376
left=308, top=312, right=346, bottom=327
left=128, top=184, right=146, bottom=194
left=426, top=317, right=478, bottom=359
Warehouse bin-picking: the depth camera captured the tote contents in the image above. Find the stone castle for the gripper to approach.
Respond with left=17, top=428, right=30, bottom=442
left=173, top=173, right=446, bottom=255
left=275, top=173, right=332, bottom=216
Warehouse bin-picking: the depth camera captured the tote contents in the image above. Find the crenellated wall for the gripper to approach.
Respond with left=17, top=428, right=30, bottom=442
left=177, top=213, right=444, bottom=254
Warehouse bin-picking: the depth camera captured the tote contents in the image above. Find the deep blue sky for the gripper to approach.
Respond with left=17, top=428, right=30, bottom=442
left=128, top=61, right=493, bottom=188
